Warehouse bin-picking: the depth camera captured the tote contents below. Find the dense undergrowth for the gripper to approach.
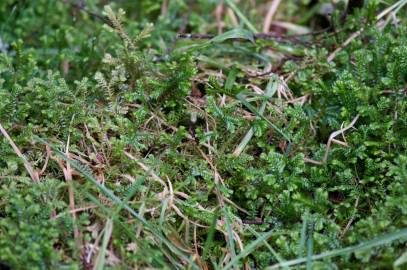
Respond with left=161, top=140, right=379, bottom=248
left=1, top=0, right=407, bottom=269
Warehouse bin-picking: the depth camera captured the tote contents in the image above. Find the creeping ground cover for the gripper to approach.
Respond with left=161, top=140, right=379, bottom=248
left=1, top=0, right=407, bottom=269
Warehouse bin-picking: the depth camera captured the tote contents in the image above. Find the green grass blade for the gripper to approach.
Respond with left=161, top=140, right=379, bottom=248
left=225, top=68, right=238, bottom=92
left=176, top=28, right=254, bottom=53
left=266, top=228, right=407, bottom=269
left=233, top=78, right=283, bottom=155
left=224, top=0, right=259, bottom=33
left=297, top=214, right=308, bottom=259
left=159, top=198, right=169, bottom=228
left=306, top=225, right=313, bottom=270
left=235, top=78, right=291, bottom=144
left=86, top=193, right=174, bottom=269
left=202, top=212, right=219, bottom=260
left=394, top=249, right=407, bottom=267
left=112, top=173, right=148, bottom=218
left=223, top=208, right=237, bottom=269
left=210, top=28, right=255, bottom=44
left=245, top=225, right=287, bottom=268
left=221, top=229, right=274, bottom=270
left=93, top=219, right=113, bottom=270
left=236, top=92, right=290, bottom=141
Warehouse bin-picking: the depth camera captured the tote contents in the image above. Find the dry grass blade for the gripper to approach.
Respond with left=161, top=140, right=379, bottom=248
left=322, top=114, right=359, bottom=163
left=263, top=0, right=282, bottom=33
left=48, top=140, right=81, bottom=248
left=64, top=136, right=81, bottom=246
left=215, top=0, right=225, bottom=34
left=340, top=197, right=359, bottom=238
left=327, top=29, right=364, bottom=63
left=161, top=0, right=169, bottom=16
left=37, top=137, right=200, bottom=269
left=0, top=122, right=39, bottom=183
left=123, top=151, right=209, bottom=227
left=305, top=115, right=359, bottom=165
left=124, top=151, right=168, bottom=191
left=39, top=146, right=51, bottom=176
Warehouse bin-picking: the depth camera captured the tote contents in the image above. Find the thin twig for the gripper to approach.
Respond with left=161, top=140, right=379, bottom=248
left=54, top=205, right=98, bottom=219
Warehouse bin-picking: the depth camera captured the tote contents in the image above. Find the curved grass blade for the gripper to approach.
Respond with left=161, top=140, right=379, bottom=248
left=210, top=28, right=254, bottom=43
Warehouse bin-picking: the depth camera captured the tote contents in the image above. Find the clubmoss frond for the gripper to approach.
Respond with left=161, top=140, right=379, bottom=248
left=103, top=5, right=135, bottom=49
left=94, top=71, right=114, bottom=101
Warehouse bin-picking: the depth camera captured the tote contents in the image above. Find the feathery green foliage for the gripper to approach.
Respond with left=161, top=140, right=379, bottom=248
left=1, top=0, right=407, bottom=269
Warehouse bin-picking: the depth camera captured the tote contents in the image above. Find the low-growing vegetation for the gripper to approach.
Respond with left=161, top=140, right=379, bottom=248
left=1, top=0, right=407, bottom=269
